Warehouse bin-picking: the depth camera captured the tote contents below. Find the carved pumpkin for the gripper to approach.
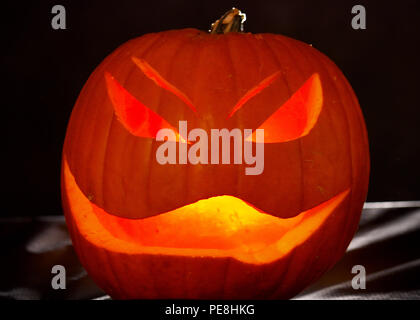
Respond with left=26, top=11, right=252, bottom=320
left=61, top=9, right=369, bottom=299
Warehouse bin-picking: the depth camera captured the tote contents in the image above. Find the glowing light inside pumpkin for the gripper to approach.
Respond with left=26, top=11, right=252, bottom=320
left=132, top=57, right=197, bottom=114
left=63, top=157, right=349, bottom=264
left=247, top=73, right=323, bottom=143
left=105, top=72, right=186, bottom=142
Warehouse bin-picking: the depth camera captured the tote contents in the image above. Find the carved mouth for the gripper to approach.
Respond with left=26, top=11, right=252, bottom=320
left=63, top=157, right=349, bottom=264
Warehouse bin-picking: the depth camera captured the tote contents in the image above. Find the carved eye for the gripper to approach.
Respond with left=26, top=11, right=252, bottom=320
left=104, top=72, right=184, bottom=142
left=131, top=57, right=197, bottom=114
left=246, top=73, right=323, bottom=143
left=228, top=71, right=281, bottom=118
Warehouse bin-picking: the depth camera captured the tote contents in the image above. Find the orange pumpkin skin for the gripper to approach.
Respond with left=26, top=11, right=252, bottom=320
left=61, top=28, right=370, bottom=299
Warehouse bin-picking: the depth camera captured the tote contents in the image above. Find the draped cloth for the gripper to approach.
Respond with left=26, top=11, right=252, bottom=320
left=1, top=203, right=419, bottom=300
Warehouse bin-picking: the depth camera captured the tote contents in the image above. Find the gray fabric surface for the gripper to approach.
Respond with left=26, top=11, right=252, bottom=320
left=295, top=204, right=420, bottom=299
left=1, top=204, right=419, bottom=300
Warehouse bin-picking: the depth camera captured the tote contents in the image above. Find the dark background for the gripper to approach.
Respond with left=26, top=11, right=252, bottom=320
left=2, top=0, right=419, bottom=217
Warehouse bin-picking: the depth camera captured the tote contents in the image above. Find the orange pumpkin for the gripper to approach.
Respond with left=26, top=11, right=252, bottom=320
left=61, top=9, right=369, bottom=299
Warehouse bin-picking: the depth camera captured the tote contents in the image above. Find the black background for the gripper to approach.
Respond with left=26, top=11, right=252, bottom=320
left=2, top=0, right=419, bottom=217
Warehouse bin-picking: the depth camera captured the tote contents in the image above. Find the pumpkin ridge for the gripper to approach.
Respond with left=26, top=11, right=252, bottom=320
left=259, top=34, right=305, bottom=215
left=262, top=34, right=307, bottom=215
left=308, top=47, right=356, bottom=258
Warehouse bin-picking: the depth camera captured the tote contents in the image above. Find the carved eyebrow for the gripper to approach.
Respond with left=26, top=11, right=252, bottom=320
left=132, top=57, right=197, bottom=114
left=227, top=71, right=281, bottom=118
left=246, top=73, right=323, bottom=143
left=104, top=72, right=186, bottom=142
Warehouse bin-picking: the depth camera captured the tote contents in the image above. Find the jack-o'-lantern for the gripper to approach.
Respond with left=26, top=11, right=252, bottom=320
left=61, top=9, right=369, bottom=299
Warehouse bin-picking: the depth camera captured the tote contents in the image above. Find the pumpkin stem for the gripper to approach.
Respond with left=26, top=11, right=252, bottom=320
left=210, top=8, right=246, bottom=34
